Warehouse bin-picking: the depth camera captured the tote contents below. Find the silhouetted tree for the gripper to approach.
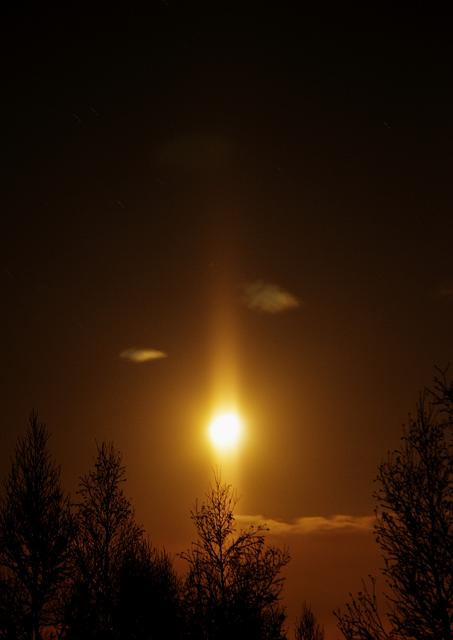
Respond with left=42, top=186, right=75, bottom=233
left=336, top=576, right=391, bottom=640
left=115, top=539, right=183, bottom=639
left=294, top=603, right=324, bottom=640
left=0, top=414, right=73, bottom=640
left=0, top=573, right=27, bottom=639
left=336, top=371, right=453, bottom=639
left=181, top=474, right=289, bottom=640
left=65, top=442, right=143, bottom=638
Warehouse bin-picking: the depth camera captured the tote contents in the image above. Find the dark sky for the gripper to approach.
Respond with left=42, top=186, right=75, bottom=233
left=2, top=6, right=452, bottom=637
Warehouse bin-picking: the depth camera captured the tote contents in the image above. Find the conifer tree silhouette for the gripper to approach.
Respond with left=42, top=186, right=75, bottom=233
left=0, top=414, right=73, bottom=640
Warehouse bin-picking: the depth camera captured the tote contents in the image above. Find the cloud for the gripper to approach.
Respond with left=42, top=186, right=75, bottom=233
left=236, top=513, right=375, bottom=536
left=242, top=281, right=300, bottom=314
left=119, top=348, right=167, bottom=363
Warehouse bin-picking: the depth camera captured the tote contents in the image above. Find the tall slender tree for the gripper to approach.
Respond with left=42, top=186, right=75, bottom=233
left=65, top=442, right=143, bottom=638
left=0, top=414, right=73, bottom=640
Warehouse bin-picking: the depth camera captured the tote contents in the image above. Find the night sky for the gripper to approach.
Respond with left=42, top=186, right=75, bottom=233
left=2, top=7, right=453, bottom=637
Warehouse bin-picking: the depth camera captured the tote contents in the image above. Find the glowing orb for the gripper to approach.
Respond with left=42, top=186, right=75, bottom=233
left=208, top=412, right=242, bottom=451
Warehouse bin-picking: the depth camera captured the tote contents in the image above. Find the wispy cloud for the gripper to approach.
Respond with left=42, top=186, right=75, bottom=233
left=243, top=281, right=300, bottom=314
left=119, top=348, right=167, bottom=363
left=236, top=514, right=375, bottom=536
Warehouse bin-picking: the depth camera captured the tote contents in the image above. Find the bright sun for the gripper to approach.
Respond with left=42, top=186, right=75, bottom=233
left=208, top=412, right=242, bottom=451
